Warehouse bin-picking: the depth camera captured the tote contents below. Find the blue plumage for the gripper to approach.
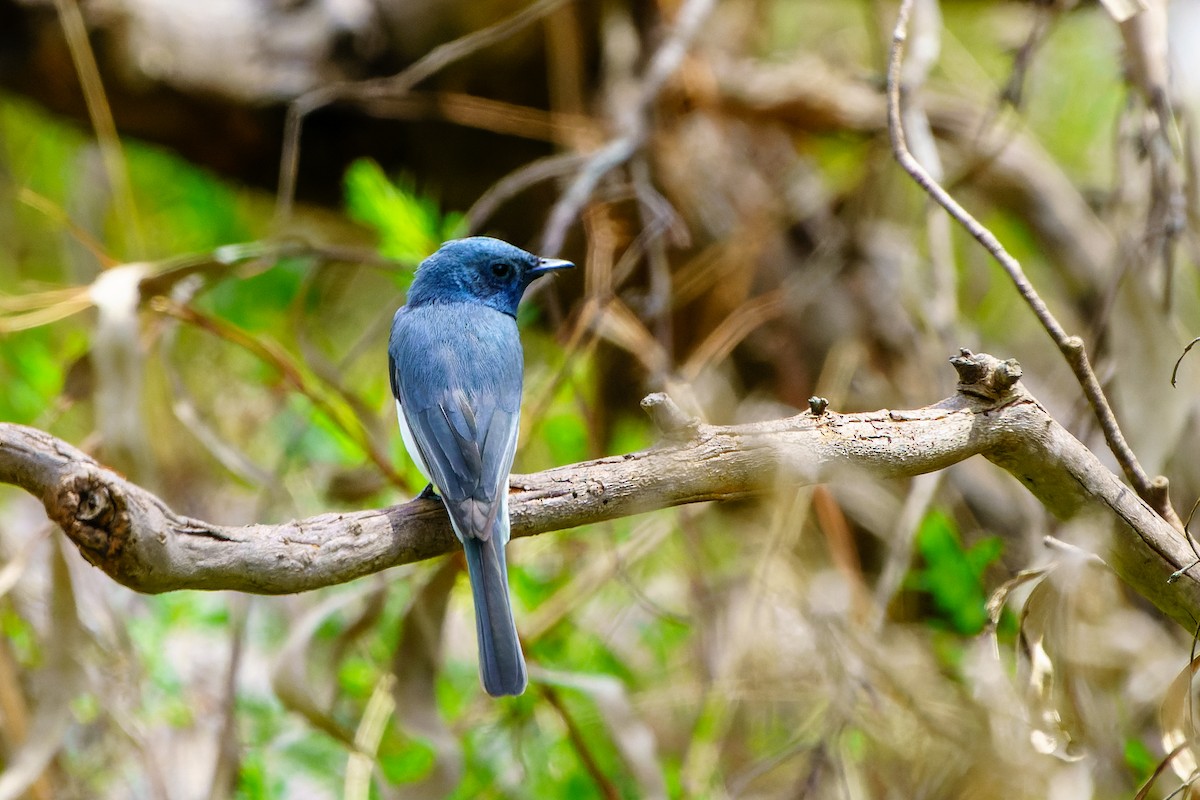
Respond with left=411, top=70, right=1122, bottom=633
left=388, top=237, right=573, bottom=697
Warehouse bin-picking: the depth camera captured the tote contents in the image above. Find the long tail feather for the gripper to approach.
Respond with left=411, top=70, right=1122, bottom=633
left=461, top=534, right=527, bottom=696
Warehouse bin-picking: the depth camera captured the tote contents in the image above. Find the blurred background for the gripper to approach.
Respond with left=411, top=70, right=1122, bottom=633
left=2, top=0, right=1200, bottom=797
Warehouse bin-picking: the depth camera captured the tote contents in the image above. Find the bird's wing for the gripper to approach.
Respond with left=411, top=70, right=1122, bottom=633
left=389, top=305, right=522, bottom=544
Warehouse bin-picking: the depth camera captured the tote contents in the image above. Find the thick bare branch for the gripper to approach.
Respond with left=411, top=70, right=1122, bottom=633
left=1, top=353, right=1197, bottom=627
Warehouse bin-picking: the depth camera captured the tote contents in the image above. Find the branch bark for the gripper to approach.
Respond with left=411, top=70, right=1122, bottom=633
left=1, top=353, right=1197, bottom=628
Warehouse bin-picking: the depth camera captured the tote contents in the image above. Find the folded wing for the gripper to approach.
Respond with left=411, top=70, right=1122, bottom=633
left=389, top=305, right=527, bottom=695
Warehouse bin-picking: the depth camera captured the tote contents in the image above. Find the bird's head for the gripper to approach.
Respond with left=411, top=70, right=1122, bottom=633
left=406, top=237, right=574, bottom=316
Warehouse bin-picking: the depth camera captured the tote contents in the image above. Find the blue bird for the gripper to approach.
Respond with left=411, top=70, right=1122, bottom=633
left=388, top=237, right=573, bottom=697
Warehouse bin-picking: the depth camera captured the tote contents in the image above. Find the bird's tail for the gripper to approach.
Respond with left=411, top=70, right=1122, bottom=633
left=462, top=533, right=527, bottom=696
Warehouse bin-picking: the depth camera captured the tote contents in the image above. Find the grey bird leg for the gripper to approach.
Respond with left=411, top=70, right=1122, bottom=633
left=418, top=483, right=440, bottom=501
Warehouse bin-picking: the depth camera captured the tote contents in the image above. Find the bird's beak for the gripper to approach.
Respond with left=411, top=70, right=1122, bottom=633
left=529, top=257, right=575, bottom=277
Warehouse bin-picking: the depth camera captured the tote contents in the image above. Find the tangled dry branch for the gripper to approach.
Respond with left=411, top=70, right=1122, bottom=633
left=1, top=352, right=1196, bottom=628
left=887, top=0, right=1181, bottom=529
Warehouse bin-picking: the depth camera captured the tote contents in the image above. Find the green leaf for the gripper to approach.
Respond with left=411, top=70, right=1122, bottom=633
left=1123, top=736, right=1156, bottom=784
left=0, top=329, right=81, bottom=424
left=378, top=735, right=437, bottom=784
left=124, top=138, right=254, bottom=257
left=906, top=509, right=1003, bottom=635
left=344, top=159, right=463, bottom=272
left=235, top=752, right=276, bottom=800
left=337, top=656, right=378, bottom=700
left=0, top=606, right=39, bottom=668
left=542, top=412, right=589, bottom=466
left=278, top=732, right=344, bottom=795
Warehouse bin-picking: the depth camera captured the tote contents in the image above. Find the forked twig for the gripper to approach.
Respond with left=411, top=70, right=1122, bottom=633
left=886, top=0, right=1182, bottom=531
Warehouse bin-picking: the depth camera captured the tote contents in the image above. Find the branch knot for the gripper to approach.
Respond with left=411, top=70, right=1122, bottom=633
left=641, top=393, right=701, bottom=441
left=52, top=469, right=129, bottom=565
left=950, top=349, right=1023, bottom=402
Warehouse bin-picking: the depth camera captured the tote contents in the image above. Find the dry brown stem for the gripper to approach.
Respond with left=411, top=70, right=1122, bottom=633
left=538, top=0, right=717, bottom=256
left=274, top=0, right=571, bottom=223
left=887, top=0, right=1182, bottom=530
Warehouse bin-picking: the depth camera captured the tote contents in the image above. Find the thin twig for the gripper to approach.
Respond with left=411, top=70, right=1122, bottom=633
left=886, top=0, right=1181, bottom=530
left=274, top=0, right=570, bottom=225
left=997, top=4, right=1058, bottom=110
left=538, top=0, right=718, bottom=255
left=900, top=0, right=960, bottom=344
left=53, top=0, right=144, bottom=258
left=539, top=686, right=621, bottom=800
left=16, top=187, right=115, bottom=267
left=150, top=297, right=410, bottom=492
left=466, top=152, right=589, bottom=233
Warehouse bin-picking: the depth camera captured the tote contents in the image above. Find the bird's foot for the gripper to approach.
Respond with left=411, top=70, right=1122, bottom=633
left=418, top=483, right=440, bottom=501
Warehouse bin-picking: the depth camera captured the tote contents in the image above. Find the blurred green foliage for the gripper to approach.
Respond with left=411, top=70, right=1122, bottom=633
left=905, top=509, right=1004, bottom=635
left=344, top=158, right=464, bottom=270
left=0, top=329, right=85, bottom=425
left=1123, top=737, right=1157, bottom=786
left=200, top=259, right=308, bottom=332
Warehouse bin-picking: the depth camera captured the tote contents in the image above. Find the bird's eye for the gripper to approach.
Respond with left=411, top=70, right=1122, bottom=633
left=490, top=262, right=512, bottom=278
